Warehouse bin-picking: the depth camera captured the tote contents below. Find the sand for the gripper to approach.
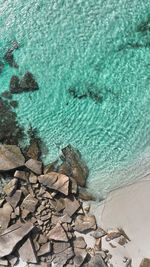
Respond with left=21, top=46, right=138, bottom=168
left=89, top=177, right=150, bottom=266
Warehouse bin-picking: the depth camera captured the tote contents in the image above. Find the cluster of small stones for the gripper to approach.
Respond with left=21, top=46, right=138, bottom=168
left=0, top=143, right=133, bottom=267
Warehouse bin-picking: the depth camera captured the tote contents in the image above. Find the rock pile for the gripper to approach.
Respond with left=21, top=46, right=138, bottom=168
left=0, top=144, right=132, bottom=267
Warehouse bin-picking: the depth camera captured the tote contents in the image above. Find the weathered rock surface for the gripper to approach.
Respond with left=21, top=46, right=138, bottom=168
left=47, top=223, right=68, bottom=242
left=74, top=214, right=97, bottom=233
left=9, top=76, right=21, bottom=94
left=74, top=248, right=87, bottom=266
left=61, top=145, right=89, bottom=187
left=64, top=195, right=80, bottom=217
left=0, top=145, right=25, bottom=171
left=6, top=190, right=22, bottom=208
left=38, top=172, right=69, bottom=196
left=3, top=178, right=18, bottom=196
left=52, top=214, right=72, bottom=225
left=0, top=222, right=34, bottom=258
left=29, top=173, right=38, bottom=184
left=19, top=237, right=37, bottom=263
left=53, top=241, right=70, bottom=254
left=37, top=242, right=51, bottom=256
left=56, top=198, right=65, bottom=212
left=22, top=194, right=38, bottom=213
left=22, top=208, right=30, bottom=219
left=38, top=234, right=48, bottom=245
left=14, top=170, right=29, bottom=181
left=0, top=202, right=13, bottom=234
left=140, top=258, right=150, bottom=267
left=20, top=72, right=39, bottom=92
left=53, top=242, right=74, bottom=267
left=74, top=236, right=87, bottom=249
left=25, top=159, right=42, bottom=175
left=92, top=227, right=107, bottom=239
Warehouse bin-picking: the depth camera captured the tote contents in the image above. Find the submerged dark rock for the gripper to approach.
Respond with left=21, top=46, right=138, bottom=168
left=10, top=100, right=18, bottom=108
left=9, top=76, right=21, bottom=94
left=26, top=140, right=40, bottom=160
left=1, top=91, right=12, bottom=99
left=20, top=72, right=39, bottom=92
left=0, top=60, right=4, bottom=73
left=3, top=51, right=18, bottom=69
left=61, top=144, right=89, bottom=187
left=25, top=126, right=48, bottom=160
left=88, top=89, right=103, bottom=103
left=0, top=97, right=25, bottom=145
left=68, top=85, right=103, bottom=104
left=136, top=15, right=150, bottom=33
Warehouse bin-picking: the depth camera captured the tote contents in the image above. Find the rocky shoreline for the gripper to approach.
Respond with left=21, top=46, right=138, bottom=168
left=0, top=43, right=149, bottom=267
left=0, top=143, right=135, bottom=267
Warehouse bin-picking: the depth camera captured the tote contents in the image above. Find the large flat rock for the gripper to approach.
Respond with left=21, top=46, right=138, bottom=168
left=74, top=214, right=97, bottom=233
left=19, top=237, right=37, bottom=263
left=0, top=222, right=34, bottom=258
left=0, top=145, right=25, bottom=171
left=0, top=203, right=13, bottom=234
left=64, top=195, right=80, bottom=217
left=47, top=223, right=68, bottom=242
left=38, top=172, right=69, bottom=196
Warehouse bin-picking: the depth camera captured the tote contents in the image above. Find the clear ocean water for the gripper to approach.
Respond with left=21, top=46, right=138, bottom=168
left=1, top=0, right=150, bottom=197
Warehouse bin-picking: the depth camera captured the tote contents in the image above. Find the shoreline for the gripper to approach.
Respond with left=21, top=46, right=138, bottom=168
left=88, top=176, right=150, bottom=266
left=0, top=143, right=150, bottom=266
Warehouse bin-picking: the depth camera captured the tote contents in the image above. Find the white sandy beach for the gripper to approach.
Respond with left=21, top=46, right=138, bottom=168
left=89, top=176, right=150, bottom=266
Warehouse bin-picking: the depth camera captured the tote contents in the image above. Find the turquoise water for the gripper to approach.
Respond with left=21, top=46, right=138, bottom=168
left=1, top=0, right=150, bottom=196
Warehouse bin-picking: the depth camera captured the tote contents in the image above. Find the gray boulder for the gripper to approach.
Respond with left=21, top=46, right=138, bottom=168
left=0, top=145, right=25, bottom=171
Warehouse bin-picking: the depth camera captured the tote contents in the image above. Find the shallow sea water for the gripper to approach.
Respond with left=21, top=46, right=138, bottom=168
left=1, top=0, right=150, bottom=197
